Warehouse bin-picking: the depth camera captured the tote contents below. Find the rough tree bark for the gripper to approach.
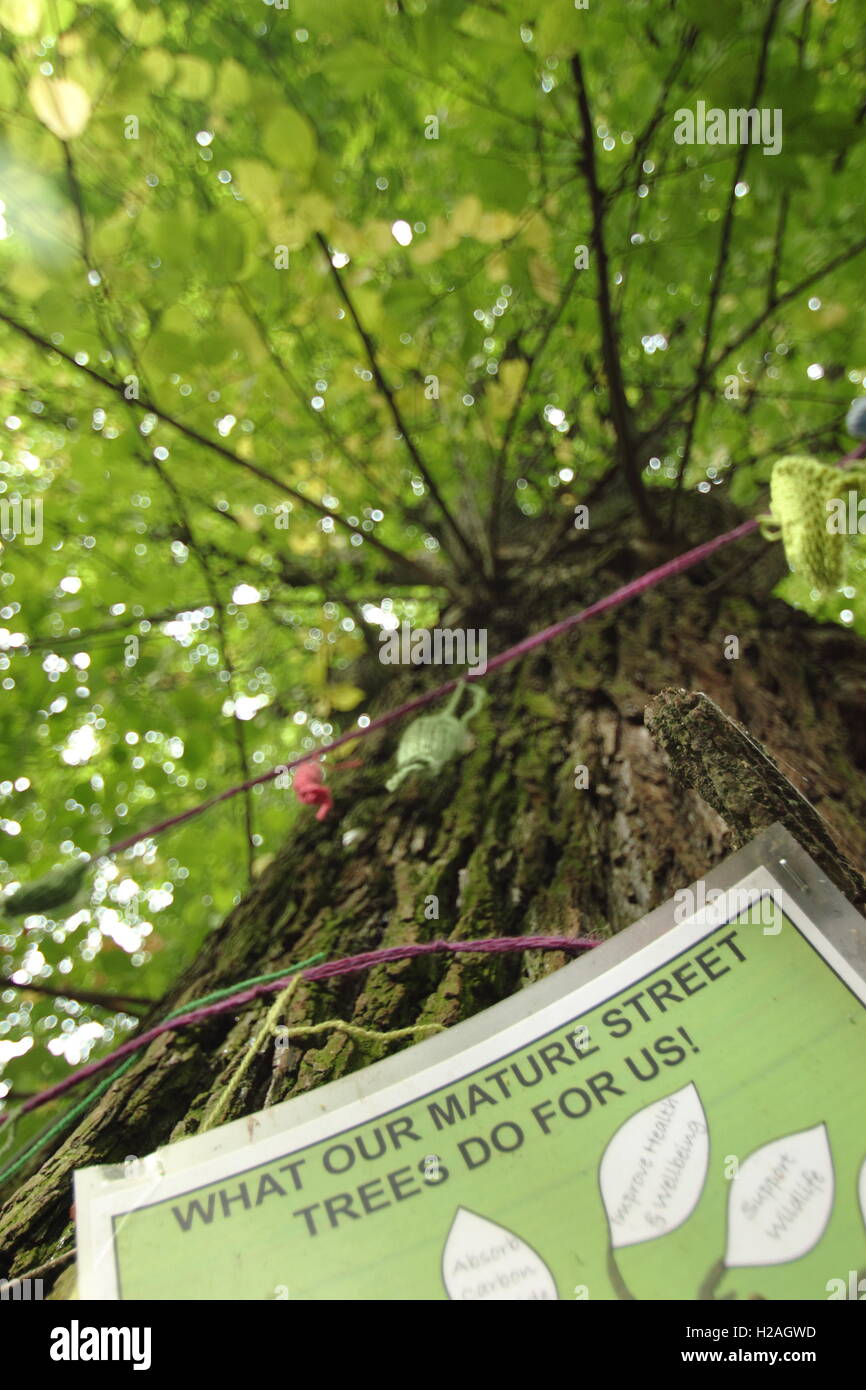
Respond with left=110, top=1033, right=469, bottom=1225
left=645, top=688, right=866, bottom=908
left=2, top=493, right=865, bottom=1292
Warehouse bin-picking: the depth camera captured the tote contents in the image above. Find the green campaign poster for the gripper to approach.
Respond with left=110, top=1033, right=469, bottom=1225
left=75, top=833, right=866, bottom=1300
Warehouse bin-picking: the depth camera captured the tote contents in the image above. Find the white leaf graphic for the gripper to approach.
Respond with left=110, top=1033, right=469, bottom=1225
left=859, top=1154, right=866, bottom=1234
left=442, top=1207, right=558, bottom=1300
left=599, top=1082, right=709, bottom=1249
left=28, top=75, right=91, bottom=141
left=725, top=1123, right=834, bottom=1268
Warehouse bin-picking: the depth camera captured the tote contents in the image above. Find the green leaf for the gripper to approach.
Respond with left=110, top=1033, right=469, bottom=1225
left=198, top=218, right=248, bottom=280
left=116, top=4, right=165, bottom=44
left=262, top=108, right=318, bottom=179
left=533, top=5, right=587, bottom=59
left=214, top=58, right=251, bottom=108
left=28, top=75, right=92, bottom=140
left=327, top=683, right=365, bottom=712
left=0, top=0, right=41, bottom=36
left=173, top=56, right=214, bottom=101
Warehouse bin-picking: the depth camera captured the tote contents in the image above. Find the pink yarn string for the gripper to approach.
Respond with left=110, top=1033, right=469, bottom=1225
left=100, top=516, right=763, bottom=859
left=1, top=935, right=600, bottom=1125
left=838, top=440, right=866, bottom=467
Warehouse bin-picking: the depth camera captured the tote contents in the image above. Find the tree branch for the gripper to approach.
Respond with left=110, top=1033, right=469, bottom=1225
left=491, top=265, right=582, bottom=564
left=314, top=232, right=479, bottom=572
left=766, top=190, right=790, bottom=313
left=23, top=603, right=211, bottom=649
left=669, top=0, right=783, bottom=525
left=0, top=307, right=443, bottom=589
left=58, top=144, right=261, bottom=882
left=608, top=27, right=698, bottom=201
left=234, top=285, right=417, bottom=532
left=0, top=976, right=153, bottom=1014
left=645, top=688, right=866, bottom=909
left=643, top=234, right=866, bottom=445
left=147, top=454, right=257, bottom=883
left=571, top=54, right=655, bottom=532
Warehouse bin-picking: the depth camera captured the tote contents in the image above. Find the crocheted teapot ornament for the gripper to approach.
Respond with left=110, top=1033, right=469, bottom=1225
left=386, top=681, right=486, bottom=792
left=1, top=857, right=91, bottom=918
left=762, top=455, right=866, bottom=592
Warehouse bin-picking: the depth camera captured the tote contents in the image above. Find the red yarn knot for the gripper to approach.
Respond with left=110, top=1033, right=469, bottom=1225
left=293, top=762, right=333, bottom=821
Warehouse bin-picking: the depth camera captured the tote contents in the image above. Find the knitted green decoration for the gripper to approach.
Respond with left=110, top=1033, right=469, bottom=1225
left=762, top=455, right=866, bottom=593
left=386, top=681, right=486, bottom=792
left=1, top=858, right=91, bottom=918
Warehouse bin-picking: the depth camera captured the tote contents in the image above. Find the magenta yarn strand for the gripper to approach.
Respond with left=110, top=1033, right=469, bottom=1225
left=101, top=517, right=762, bottom=859
left=1, top=935, right=600, bottom=1125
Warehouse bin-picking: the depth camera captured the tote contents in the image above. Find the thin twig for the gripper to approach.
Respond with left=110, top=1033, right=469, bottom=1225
left=608, top=28, right=698, bottom=201
left=57, top=143, right=261, bottom=881
left=491, top=266, right=581, bottom=564
left=571, top=54, right=654, bottom=531
left=0, top=308, right=441, bottom=587
left=2, top=1250, right=74, bottom=1294
left=234, top=286, right=416, bottom=531
left=670, top=0, right=783, bottom=526
left=644, top=244, right=866, bottom=450
left=766, top=191, right=790, bottom=313
left=0, top=976, right=153, bottom=1013
left=314, top=232, right=479, bottom=572
left=147, top=455, right=256, bottom=882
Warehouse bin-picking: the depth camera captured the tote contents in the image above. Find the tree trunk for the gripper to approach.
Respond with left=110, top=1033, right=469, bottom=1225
left=3, top=496, right=866, bottom=1289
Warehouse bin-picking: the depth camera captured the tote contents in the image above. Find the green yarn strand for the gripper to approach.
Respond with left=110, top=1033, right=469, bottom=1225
left=0, top=951, right=325, bottom=1187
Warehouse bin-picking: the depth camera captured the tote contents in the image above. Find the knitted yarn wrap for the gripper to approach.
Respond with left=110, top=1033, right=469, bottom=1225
left=765, top=455, right=866, bottom=592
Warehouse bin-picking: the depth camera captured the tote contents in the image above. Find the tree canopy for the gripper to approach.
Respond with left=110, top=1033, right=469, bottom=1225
left=1, top=0, right=865, bottom=1160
